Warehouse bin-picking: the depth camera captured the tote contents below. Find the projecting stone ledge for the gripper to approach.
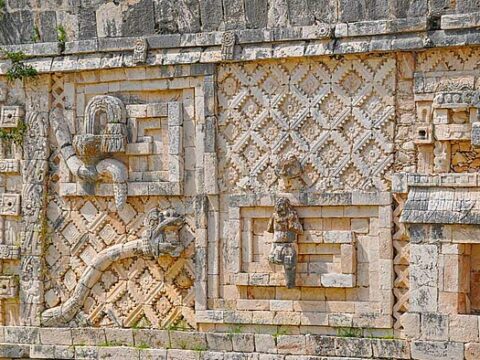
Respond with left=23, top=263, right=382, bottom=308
left=401, top=187, right=480, bottom=225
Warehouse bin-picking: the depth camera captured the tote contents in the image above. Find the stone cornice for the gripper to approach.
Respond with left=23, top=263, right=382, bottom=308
left=0, top=15, right=480, bottom=74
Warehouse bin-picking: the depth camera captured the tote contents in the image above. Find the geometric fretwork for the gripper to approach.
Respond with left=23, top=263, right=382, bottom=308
left=393, top=193, right=409, bottom=330
left=44, top=196, right=195, bottom=329
left=217, top=56, right=396, bottom=192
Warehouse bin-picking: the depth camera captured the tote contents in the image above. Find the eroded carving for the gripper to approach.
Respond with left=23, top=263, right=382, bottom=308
left=0, top=193, right=20, bottom=216
left=0, top=275, right=19, bottom=298
left=0, top=106, right=24, bottom=128
left=221, top=31, right=235, bottom=61
left=51, top=96, right=129, bottom=211
left=133, top=38, right=148, bottom=64
left=142, top=208, right=184, bottom=258
left=274, top=153, right=304, bottom=191
left=267, top=198, right=303, bottom=288
left=20, top=111, right=49, bottom=326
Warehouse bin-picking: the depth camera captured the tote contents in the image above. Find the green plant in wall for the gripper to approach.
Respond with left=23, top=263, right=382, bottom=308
left=57, top=25, right=67, bottom=51
left=0, top=120, right=27, bottom=146
left=336, top=327, right=363, bottom=338
left=0, top=0, right=5, bottom=18
left=31, top=26, right=41, bottom=43
left=2, top=50, right=38, bottom=83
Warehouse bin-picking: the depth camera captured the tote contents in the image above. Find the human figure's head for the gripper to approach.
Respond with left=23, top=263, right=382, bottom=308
left=275, top=198, right=291, bottom=217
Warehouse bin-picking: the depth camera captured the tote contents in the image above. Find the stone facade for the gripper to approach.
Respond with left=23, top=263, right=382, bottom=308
left=1, top=1, right=480, bottom=359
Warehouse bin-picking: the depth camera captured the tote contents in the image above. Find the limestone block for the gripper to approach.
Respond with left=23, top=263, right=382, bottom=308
left=276, top=335, right=306, bottom=354
left=411, top=340, right=464, bottom=360
left=0, top=344, right=29, bottom=358
left=254, top=334, right=276, bottom=353
left=340, top=244, right=356, bottom=274
left=39, top=328, right=72, bottom=346
left=0, top=159, right=20, bottom=173
left=206, top=333, right=233, bottom=351
left=421, top=313, right=449, bottom=341
left=321, top=274, right=355, bottom=287
left=328, top=313, right=353, bottom=327
left=54, top=345, right=75, bottom=359
left=449, top=315, right=479, bottom=342
left=71, top=328, right=106, bottom=346
left=232, top=334, right=254, bottom=353
left=334, top=337, right=372, bottom=358
left=98, top=346, right=140, bottom=359
left=473, top=122, right=480, bottom=147
left=465, top=342, right=480, bottom=360
left=402, top=313, right=420, bottom=339
left=0, top=193, right=20, bottom=216
left=105, top=328, right=134, bottom=346
left=4, top=327, right=39, bottom=344
left=305, top=334, right=335, bottom=356
left=30, top=344, right=55, bottom=359
left=96, top=2, right=123, bottom=38
left=351, top=218, right=369, bottom=233
left=0, top=244, right=20, bottom=260
left=372, top=339, right=410, bottom=359
left=170, top=331, right=206, bottom=350
left=139, top=348, right=167, bottom=360
left=323, top=231, right=353, bottom=244
left=74, top=346, right=98, bottom=359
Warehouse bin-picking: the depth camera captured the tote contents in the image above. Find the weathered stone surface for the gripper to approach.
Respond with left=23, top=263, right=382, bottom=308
left=200, top=0, right=224, bottom=31
left=245, top=0, right=268, bottom=28
left=123, top=0, right=156, bottom=37
left=411, top=340, right=464, bottom=360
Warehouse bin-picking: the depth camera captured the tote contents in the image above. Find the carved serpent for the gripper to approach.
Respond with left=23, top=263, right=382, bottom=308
left=41, top=212, right=184, bottom=326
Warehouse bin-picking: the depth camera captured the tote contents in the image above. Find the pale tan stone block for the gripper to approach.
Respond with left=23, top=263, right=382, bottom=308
left=351, top=219, right=369, bottom=233
left=321, top=273, right=355, bottom=287
left=231, top=334, right=255, bottom=353
left=269, top=300, right=293, bottom=312
left=277, top=335, right=306, bottom=354
left=251, top=311, right=274, bottom=324
left=328, top=313, right=353, bottom=327
left=438, top=291, right=460, bottom=314
left=39, top=328, right=72, bottom=346
left=449, top=315, right=479, bottom=342
left=402, top=313, right=420, bottom=339
left=465, top=342, right=480, bottom=360
left=300, top=312, right=328, bottom=326
left=325, top=301, right=355, bottom=313
left=272, top=312, right=301, bottom=325
left=255, top=334, right=277, bottom=353
left=341, top=244, right=356, bottom=274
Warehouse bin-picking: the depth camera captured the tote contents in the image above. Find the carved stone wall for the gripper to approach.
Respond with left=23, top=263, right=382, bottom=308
left=4, top=24, right=480, bottom=357
left=218, top=56, right=396, bottom=193
left=44, top=197, right=196, bottom=329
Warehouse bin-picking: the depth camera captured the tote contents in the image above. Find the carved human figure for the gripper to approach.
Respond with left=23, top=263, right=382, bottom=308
left=142, top=208, right=184, bottom=258
left=267, top=198, right=303, bottom=288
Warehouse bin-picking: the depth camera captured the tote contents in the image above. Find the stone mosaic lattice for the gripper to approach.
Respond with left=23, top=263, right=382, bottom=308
left=44, top=196, right=196, bottom=329
left=217, top=56, right=396, bottom=192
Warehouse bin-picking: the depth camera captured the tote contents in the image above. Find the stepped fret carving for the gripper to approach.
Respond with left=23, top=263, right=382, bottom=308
left=218, top=57, right=396, bottom=192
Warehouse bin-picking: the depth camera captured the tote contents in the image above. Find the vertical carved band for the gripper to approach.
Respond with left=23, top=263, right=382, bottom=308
left=20, top=111, right=49, bottom=326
